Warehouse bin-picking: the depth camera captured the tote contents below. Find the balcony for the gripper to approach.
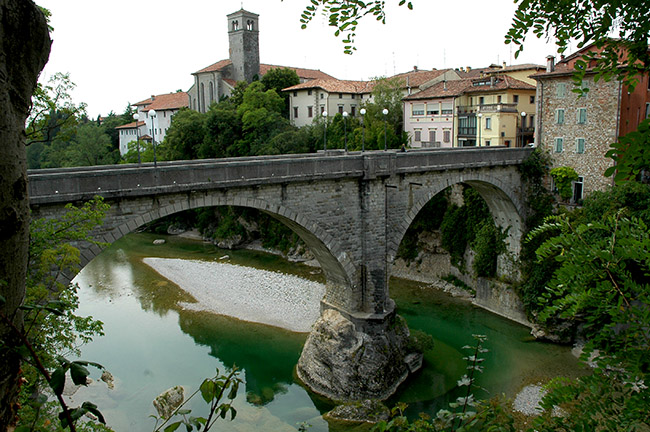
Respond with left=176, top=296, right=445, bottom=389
left=457, top=103, right=519, bottom=114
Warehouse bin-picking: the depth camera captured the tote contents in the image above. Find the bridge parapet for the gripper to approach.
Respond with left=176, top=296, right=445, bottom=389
left=28, top=147, right=532, bottom=205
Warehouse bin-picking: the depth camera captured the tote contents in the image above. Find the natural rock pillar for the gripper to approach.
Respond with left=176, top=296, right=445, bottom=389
left=296, top=306, right=414, bottom=401
left=0, top=1, right=51, bottom=428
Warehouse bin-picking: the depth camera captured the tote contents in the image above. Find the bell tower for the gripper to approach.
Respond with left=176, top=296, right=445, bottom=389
left=227, top=9, right=260, bottom=83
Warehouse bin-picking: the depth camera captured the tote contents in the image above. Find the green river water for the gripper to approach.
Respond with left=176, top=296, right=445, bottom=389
left=70, top=232, right=582, bottom=431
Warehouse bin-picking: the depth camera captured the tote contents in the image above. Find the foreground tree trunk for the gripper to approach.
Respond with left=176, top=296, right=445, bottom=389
left=0, top=1, right=51, bottom=429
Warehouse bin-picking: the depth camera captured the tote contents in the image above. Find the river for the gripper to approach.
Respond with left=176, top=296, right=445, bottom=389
left=69, top=232, right=582, bottom=431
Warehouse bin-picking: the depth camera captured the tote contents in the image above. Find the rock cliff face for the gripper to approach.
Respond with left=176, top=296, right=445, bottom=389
left=296, top=309, right=416, bottom=401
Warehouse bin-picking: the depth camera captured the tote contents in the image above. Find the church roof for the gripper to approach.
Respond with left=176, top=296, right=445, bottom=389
left=133, top=92, right=189, bottom=111
left=192, top=59, right=335, bottom=81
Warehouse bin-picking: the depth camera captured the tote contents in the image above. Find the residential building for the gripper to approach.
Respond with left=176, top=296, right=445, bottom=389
left=188, top=9, right=334, bottom=113
left=283, top=79, right=373, bottom=127
left=284, top=67, right=462, bottom=127
left=116, top=91, right=188, bottom=155
left=403, top=79, right=472, bottom=148
left=456, top=75, right=536, bottom=147
left=533, top=43, right=650, bottom=201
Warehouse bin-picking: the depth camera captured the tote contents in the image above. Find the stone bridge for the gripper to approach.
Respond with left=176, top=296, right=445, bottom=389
left=28, top=147, right=533, bottom=401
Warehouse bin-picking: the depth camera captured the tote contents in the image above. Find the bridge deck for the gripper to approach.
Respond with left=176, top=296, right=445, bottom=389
left=28, top=147, right=532, bottom=205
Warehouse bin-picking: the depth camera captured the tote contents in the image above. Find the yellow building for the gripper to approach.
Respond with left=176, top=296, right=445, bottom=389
left=455, top=75, right=536, bottom=147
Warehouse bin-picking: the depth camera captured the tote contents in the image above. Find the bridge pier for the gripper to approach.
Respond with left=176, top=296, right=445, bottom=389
left=296, top=298, right=416, bottom=401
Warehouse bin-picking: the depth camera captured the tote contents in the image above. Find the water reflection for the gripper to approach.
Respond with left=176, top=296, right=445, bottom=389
left=72, top=233, right=582, bottom=431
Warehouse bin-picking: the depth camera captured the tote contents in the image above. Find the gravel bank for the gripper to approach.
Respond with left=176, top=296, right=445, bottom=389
left=143, top=257, right=325, bottom=333
left=513, top=384, right=546, bottom=415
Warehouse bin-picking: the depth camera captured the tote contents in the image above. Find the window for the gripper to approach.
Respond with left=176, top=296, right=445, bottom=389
left=351, top=94, right=355, bottom=99
left=479, top=96, right=485, bottom=105
left=307, top=106, right=313, bottom=118
left=497, top=95, right=502, bottom=103
left=308, top=90, right=312, bottom=96
left=429, top=129, right=436, bottom=143
left=338, top=105, right=344, bottom=114
left=320, top=105, right=325, bottom=114
left=513, top=95, right=519, bottom=103
left=414, top=129, right=422, bottom=142
left=645, top=102, right=649, bottom=119
left=351, top=106, right=356, bottom=116
left=556, top=83, right=567, bottom=98
left=555, top=137, right=564, bottom=153
left=443, top=130, right=451, bottom=143
left=576, top=138, right=585, bottom=154
left=485, top=117, right=492, bottom=129
left=485, top=140, right=491, bottom=146
left=555, top=109, right=565, bottom=124
left=426, top=104, right=438, bottom=115
left=339, top=93, right=343, bottom=99
left=573, top=176, right=584, bottom=203
left=412, top=104, right=424, bottom=115
left=577, top=108, right=587, bottom=124
left=293, top=107, right=298, bottom=118
left=320, top=93, right=324, bottom=99
left=293, top=91, right=297, bottom=97
left=530, top=95, right=535, bottom=104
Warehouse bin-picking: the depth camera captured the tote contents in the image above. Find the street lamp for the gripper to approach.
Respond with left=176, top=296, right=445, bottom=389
left=382, top=108, right=389, bottom=151
left=322, top=111, right=328, bottom=151
left=360, top=108, right=366, bottom=152
left=520, top=111, right=527, bottom=147
left=342, top=111, right=348, bottom=152
left=477, top=112, right=482, bottom=147
left=133, top=113, right=141, bottom=164
left=149, top=109, right=158, bottom=167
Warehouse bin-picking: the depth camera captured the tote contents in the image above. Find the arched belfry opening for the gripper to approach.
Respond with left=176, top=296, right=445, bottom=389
left=232, top=20, right=239, bottom=31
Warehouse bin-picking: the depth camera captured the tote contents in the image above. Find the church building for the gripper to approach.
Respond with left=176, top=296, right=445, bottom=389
left=188, top=9, right=335, bottom=113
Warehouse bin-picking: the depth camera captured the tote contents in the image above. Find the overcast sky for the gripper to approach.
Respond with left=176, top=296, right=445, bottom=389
left=37, top=0, right=560, bottom=118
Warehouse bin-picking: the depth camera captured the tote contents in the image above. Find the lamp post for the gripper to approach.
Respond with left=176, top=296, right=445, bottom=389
left=477, top=113, right=482, bottom=147
left=322, top=111, right=328, bottom=151
left=149, top=109, right=157, bottom=167
left=382, top=108, right=388, bottom=151
left=342, top=111, right=348, bottom=152
left=360, top=108, right=366, bottom=152
left=520, top=111, right=527, bottom=147
left=133, top=113, right=141, bottom=164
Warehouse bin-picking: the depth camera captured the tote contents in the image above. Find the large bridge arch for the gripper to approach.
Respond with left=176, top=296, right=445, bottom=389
left=85, top=192, right=359, bottom=312
left=387, top=168, right=527, bottom=276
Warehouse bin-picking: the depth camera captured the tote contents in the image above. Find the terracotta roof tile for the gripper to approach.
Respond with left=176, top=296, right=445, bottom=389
left=403, top=79, right=473, bottom=100
left=463, top=75, right=535, bottom=93
left=115, top=120, right=145, bottom=129
left=388, top=69, right=449, bottom=87
left=193, top=60, right=336, bottom=81
left=135, top=92, right=189, bottom=111
left=282, top=78, right=373, bottom=94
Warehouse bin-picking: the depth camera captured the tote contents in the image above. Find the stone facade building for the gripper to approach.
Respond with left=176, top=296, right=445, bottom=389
left=533, top=43, right=650, bottom=201
left=187, top=9, right=334, bottom=113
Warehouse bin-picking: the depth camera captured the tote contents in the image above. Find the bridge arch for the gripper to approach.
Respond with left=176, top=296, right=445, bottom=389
left=388, top=170, right=526, bottom=276
left=89, top=193, right=358, bottom=311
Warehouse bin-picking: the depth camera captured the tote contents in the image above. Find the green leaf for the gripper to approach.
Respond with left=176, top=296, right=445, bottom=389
left=164, top=421, right=182, bottom=432
left=69, top=362, right=90, bottom=386
left=81, top=401, right=106, bottom=424
left=49, top=367, right=66, bottom=395
left=200, top=379, right=216, bottom=403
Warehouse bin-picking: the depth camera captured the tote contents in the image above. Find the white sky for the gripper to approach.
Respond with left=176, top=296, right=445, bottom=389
left=37, top=0, right=560, bottom=118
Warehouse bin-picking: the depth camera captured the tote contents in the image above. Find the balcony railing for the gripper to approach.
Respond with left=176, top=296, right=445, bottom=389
left=457, top=103, right=519, bottom=114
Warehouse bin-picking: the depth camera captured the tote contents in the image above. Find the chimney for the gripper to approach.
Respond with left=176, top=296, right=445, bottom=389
left=490, top=76, right=495, bottom=87
left=502, top=61, right=506, bottom=69
left=413, top=65, right=418, bottom=71
left=546, top=55, right=555, bottom=72
left=444, top=80, right=447, bottom=90
left=151, top=95, right=156, bottom=100
left=466, top=66, right=472, bottom=72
